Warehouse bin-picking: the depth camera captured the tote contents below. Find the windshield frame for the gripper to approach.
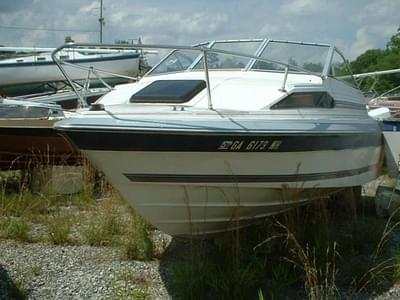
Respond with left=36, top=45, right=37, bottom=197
left=146, top=39, right=343, bottom=78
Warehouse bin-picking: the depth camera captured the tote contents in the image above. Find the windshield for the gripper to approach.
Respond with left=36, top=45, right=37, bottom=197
left=150, top=50, right=199, bottom=75
left=193, top=40, right=263, bottom=70
left=150, top=40, right=263, bottom=75
left=251, top=41, right=330, bottom=74
left=148, top=39, right=334, bottom=77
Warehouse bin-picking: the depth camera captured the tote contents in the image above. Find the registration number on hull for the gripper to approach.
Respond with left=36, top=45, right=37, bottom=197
left=217, top=140, right=282, bottom=151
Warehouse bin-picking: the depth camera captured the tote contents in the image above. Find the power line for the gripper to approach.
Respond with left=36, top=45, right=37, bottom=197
left=0, top=25, right=98, bottom=33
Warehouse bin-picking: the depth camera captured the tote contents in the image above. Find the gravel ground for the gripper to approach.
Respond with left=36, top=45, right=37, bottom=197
left=374, top=287, right=400, bottom=300
left=2, top=238, right=400, bottom=300
left=0, top=239, right=172, bottom=300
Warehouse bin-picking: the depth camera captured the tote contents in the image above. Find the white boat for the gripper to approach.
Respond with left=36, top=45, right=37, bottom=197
left=4, top=86, right=111, bottom=109
left=0, top=46, right=142, bottom=87
left=55, top=39, right=382, bottom=235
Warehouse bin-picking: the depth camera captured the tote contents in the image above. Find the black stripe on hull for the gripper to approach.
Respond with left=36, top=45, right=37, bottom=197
left=124, top=165, right=374, bottom=183
left=62, top=129, right=382, bottom=152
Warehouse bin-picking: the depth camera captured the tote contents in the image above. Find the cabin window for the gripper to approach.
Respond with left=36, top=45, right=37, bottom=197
left=60, top=55, right=70, bottom=59
left=130, top=80, right=206, bottom=103
left=271, top=92, right=334, bottom=109
left=16, top=59, right=24, bottom=63
left=37, top=57, right=46, bottom=61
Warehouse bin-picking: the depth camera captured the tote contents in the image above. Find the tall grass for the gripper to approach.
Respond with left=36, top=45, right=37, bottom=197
left=167, top=187, right=400, bottom=299
left=121, top=215, right=153, bottom=261
left=169, top=242, right=266, bottom=299
left=4, top=217, right=31, bottom=242
left=45, top=212, right=73, bottom=245
left=0, top=163, right=155, bottom=260
left=3, top=163, right=400, bottom=299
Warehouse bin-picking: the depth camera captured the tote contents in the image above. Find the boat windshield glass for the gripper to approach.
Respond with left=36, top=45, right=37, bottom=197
left=331, top=50, right=357, bottom=86
left=149, top=40, right=262, bottom=75
left=251, top=41, right=330, bottom=74
left=192, top=40, right=262, bottom=70
left=148, top=40, right=332, bottom=76
left=150, top=50, right=199, bottom=75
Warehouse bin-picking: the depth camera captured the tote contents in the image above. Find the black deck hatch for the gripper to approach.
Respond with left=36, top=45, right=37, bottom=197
left=130, top=80, right=206, bottom=103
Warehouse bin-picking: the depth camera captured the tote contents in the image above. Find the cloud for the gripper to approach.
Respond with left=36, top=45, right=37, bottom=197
left=106, top=6, right=229, bottom=44
left=279, top=0, right=338, bottom=16
left=364, top=0, right=400, bottom=19
left=79, top=1, right=99, bottom=14
left=348, top=24, right=398, bottom=59
left=0, top=0, right=398, bottom=60
left=0, top=0, right=31, bottom=12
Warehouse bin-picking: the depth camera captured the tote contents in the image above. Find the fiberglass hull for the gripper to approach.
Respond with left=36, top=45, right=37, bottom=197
left=56, top=113, right=382, bottom=235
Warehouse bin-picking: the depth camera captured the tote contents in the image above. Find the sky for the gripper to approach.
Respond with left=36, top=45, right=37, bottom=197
left=0, top=0, right=398, bottom=60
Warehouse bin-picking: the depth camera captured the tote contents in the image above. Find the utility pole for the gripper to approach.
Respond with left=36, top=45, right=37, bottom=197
left=99, top=0, right=104, bottom=43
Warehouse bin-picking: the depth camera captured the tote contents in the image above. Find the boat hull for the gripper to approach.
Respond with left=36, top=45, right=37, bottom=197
left=0, top=54, right=140, bottom=87
left=56, top=110, right=383, bottom=235
left=0, top=120, right=79, bottom=170
left=81, top=146, right=381, bottom=235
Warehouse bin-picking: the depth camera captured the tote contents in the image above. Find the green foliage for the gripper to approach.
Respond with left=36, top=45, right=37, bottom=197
left=349, top=29, right=400, bottom=95
left=169, top=237, right=267, bottom=300
left=303, top=62, right=324, bottom=73
left=265, top=260, right=298, bottom=299
left=0, top=191, right=52, bottom=218
left=121, top=216, right=153, bottom=261
left=82, top=218, right=108, bottom=246
left=45, top=213, right=73, bottom=245
left=108, top=270, right=151, bottom=300
left=387, top=28, right=400, bottom=51
left=5, top=218, right=31, bottom=241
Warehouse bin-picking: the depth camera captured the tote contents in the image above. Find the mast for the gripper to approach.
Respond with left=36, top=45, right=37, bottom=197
left=99, top=0, right=104, bottom=43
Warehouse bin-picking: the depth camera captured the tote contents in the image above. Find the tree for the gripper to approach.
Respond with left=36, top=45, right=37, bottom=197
left=348, top=28, right=400, bottom=95
left=387, top=27, right=400, bottom=52
left=64, top=36, right=75, bottom=43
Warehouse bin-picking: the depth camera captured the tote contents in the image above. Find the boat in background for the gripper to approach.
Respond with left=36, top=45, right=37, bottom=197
left=55, top=39, right=382, bottom=236
left=0, top=99, right=79, bottom=170
left=0, top=46, right=144, bottom=96
left=357, top=70, right=400, bottom=176
left=3, top=86, right=110, bottom=110
left=369, top=95, right=400, bottom=115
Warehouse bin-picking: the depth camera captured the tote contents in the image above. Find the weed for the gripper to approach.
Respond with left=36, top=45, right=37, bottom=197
left=121, top=216, right=153, bottom=261
left=4, top=218, right=31, bottom=242
left=278, top=222, right=338, bottom=300
left=107, top=270, right=151, bottom=300
left=81, top=197, right=126, bottom=246
left=11, top=266, right=35, bottom=298
left=350, top=256, right=395, bottom=294
left=30, top=265, right=43, bottom=277
left=265, top=259, right=299, bottom=299
left=101, top=197, right=124, bottom=237
left=0, top=191, right=51, bottom=218
left=168, top=233, right=266, bottom=300
left=82, top=218, right=105, bottom=246
left=45, top=213, right=73, bottom=245
left=258, top=289, right=265, bottom=300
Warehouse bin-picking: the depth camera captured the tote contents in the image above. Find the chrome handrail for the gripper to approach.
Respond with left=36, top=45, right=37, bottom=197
left=51, top=47, right=141, bottom=107
left=202, top=50, right=213, bottom=110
